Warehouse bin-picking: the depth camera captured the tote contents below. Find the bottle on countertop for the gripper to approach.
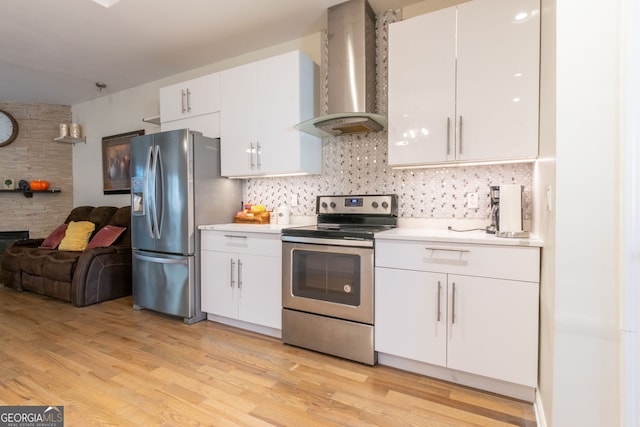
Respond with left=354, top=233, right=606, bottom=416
left=277, top=205, right=290, bottom=225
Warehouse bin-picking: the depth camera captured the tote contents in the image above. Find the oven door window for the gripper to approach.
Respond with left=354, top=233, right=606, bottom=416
left=291, top=249, right=361, bottom=306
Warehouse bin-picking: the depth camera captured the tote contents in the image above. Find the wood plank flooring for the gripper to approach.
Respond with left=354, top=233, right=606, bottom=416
left=0, top=286, right=536, bottom=426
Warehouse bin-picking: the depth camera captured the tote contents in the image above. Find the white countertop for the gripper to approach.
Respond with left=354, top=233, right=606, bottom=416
left=375, top=227, right=543, bottom=247
left=198, top=223, right=297, bottom=234
left=199, top=223, right=543, bottom=246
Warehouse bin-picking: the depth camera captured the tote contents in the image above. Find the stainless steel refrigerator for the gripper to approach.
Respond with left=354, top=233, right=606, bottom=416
left=130, top=129, right=242, bottom=324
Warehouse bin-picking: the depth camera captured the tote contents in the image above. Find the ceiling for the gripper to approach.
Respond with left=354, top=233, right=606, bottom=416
left=0, top=0, right=422, bottom=106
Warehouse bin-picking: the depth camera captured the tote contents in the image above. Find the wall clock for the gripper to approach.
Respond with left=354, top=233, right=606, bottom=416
left=0, top=109, right=19, bottom=147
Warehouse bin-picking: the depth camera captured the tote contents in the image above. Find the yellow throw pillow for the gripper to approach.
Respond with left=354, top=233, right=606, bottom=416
left=58, top=221, right=96, bottom=251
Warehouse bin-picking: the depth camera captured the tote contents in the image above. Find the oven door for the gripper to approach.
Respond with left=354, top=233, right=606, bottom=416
left=282, top=241, right=373, bottom=324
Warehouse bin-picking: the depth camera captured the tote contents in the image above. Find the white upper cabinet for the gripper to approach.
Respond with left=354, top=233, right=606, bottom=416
left=160, top=73, right=221, bottom=138
left=160, top=73, right=221, bottom=122
left=388, top=0, right=540, bottom=166
left=220, top=50, right=321, bottom=178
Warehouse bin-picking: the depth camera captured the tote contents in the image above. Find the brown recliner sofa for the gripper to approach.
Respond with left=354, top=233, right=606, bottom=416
left=0, top=205, right=132, bottom=307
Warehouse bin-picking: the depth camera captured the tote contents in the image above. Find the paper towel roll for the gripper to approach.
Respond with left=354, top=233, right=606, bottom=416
left=499, top=184, right=523, bottom=233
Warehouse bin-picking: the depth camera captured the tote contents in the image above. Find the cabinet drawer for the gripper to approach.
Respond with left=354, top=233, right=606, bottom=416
left=201, top=231, right=281, bottom=256
left=375, top=240, right=539, bottom=282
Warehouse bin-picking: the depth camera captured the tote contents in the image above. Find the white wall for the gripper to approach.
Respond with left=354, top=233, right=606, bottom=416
left=549, top=0, right=622, bottom=425
left=534, top=0, right=557, bottom=422
left=71, top=35, right=321, bottom=207
left=621, top=1, right=640, bottom=425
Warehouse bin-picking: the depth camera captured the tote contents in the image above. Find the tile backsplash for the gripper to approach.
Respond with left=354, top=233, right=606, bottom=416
left=245, top=9, right=533, bottom=220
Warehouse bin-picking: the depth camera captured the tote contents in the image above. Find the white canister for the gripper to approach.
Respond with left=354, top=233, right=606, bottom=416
left=277, top=205, right=290, bottom=225
left=69, top=123, right=81, bottom=138
left=497, top=184, right=529, bottom=238
left=499, top=184, right=523, bottom=233
left=59, top=123, right=69, bottom=138
left=269, top=210, right=277, bottom=224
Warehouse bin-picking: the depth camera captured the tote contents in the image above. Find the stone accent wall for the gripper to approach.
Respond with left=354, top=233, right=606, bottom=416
left=0, top=102, right=73, bottom=238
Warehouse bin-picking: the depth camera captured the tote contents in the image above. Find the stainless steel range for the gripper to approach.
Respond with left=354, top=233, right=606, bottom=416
left=281, top=194, right=398, bottom=365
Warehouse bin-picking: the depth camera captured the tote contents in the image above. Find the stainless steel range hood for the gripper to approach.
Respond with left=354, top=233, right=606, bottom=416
left=296, top=0, right=387, bottom=138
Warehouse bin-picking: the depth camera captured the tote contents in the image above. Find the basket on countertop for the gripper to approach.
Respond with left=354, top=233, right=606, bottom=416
left=233, top=211, right=271, bottom=224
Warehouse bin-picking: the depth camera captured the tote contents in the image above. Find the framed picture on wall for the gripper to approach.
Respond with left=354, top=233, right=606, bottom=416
left=101, top=129, right=144, bottom=195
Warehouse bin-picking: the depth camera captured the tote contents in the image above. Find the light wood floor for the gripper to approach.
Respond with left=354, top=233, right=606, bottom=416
left=0, top=286, right=536, bottom=426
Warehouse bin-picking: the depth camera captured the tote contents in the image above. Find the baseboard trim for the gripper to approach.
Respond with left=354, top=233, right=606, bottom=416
left=206, top=313, right=282, bottom=339
left=377, top=352, right=536, bottom=402
left=534, top=390, right=548, bottom=427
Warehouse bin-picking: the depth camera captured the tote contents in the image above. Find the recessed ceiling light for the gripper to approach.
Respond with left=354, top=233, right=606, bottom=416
left=92, top=0, right=122, bottom=8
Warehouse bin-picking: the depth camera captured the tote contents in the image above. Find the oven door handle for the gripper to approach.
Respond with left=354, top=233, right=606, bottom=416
left=281, top=235, right=373, bottom=248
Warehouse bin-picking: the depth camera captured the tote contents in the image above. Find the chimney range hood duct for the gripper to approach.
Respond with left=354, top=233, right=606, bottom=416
left=296, top=0, right=387, bottom=138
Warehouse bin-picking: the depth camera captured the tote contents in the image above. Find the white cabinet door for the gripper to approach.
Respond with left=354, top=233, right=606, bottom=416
left=160, top=73, right=221, bottom=123
left=220, top=62, right=258, bottom=176
left=220, top=50, right=320, bottom=177
left=456, top=0, right=540, bottom=161
left=256, top=52, right=305, bottom=174
left=201, top=250, right=237, bottom=319
left=375, top=267, right=447, bottom=366
left=446, top=275, right=539, bottom=387
left=388, top=7, right=456, bottom=166
left=237, top=253, right=282, bottom=330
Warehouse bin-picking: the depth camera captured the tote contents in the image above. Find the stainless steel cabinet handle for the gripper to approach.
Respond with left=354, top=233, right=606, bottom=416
left=451, top=282, right=456, bottom=325
left=224, top=234, right=247, bottom=239
left=446, top=117, right=451, bottom=156
left=458, top=115, right=463, bottom=155
left=249, top=142, right=255, bottom=169
left=238, top=259, right=243, bottom=289
left=186, top=88, right=192, bottom=112
left=230, top=259, right=236, bottom=288
left=424, top=247, right=470, bottom=253
left=437, top=281, right=442, bottom=322
left=181, top=89, right=187, bottom=113
left=256, top=141, right=261, bottom=168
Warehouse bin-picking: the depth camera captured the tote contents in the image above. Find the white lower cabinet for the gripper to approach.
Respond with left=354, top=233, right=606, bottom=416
left=200, top=230, right=281, bottom=331
left=375, top=239, right=540, bottom=391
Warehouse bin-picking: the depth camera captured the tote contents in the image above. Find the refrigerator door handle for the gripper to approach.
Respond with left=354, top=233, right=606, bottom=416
left=145, top=145, right=155, bottom=239
left=150, top=145, right=159, bottom=239
left=133, top=252, right=188, bottom=265
left=154, top=145, right=165, bottom=239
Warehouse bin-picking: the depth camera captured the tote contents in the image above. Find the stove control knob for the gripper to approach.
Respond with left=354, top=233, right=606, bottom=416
left=371, top=201, right=379, bottom=209
left=321, top=202, right=328, bottom=209
left=381, top=201, right=389, bottom=210
left=330, top=202, right=336, bottom=209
